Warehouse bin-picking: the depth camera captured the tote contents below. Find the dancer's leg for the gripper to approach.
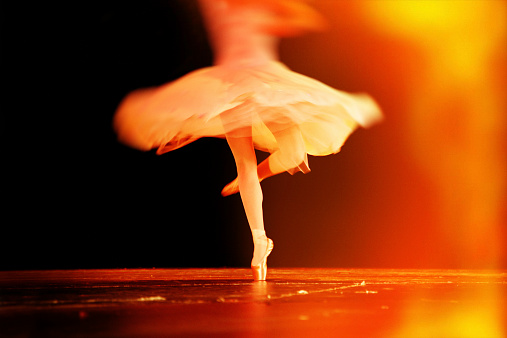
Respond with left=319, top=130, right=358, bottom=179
left=221, top=151, right=285, bottom=196
left=222, top=126, right=307, bottom=196
left=225, top=132, right=268, bottom=266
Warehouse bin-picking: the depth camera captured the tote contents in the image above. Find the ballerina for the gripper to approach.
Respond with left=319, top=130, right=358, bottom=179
left=114, top=0, right=382, bottom=281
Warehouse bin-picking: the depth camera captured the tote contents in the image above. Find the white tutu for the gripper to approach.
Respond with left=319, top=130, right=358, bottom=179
left=114, top=60, right=381, bottom=173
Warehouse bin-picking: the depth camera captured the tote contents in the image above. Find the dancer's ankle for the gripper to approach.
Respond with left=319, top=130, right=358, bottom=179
left=251, top=229, right=267, bottom=243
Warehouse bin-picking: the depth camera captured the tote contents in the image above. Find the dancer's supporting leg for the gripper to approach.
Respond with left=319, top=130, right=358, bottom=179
left=225, top=130, right=269, bottom=267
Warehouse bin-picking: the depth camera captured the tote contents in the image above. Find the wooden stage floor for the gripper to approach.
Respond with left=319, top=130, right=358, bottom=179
left=0, top=268, right=505, bottom=337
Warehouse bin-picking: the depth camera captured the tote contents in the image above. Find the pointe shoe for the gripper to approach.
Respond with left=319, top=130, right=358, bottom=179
left=221, top=178, right=239, bottom=197
left=251, top=238, right=274, bottom=281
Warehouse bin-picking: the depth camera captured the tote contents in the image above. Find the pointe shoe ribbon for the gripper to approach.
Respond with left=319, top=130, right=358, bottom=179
left=251, top=238, right=274, bottom=281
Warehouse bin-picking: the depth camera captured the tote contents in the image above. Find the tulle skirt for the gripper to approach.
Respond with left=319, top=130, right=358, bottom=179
left=114, top=61, right=382, bottom=173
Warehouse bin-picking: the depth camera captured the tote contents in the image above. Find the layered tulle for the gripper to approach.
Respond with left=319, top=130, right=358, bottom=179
left=114, top=61, right=382, bottom=173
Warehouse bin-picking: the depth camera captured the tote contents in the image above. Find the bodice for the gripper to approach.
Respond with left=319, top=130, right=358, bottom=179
left=199, top=0, right=279, bottom=67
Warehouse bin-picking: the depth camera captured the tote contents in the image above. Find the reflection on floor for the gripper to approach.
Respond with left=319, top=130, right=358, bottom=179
left=1, top=269, right=505, bottom=337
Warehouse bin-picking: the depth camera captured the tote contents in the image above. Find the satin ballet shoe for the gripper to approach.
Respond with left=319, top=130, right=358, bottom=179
left=222, top=177, right=265, bottom=197
left=251, top=238, right=274, bottom=281
left=221, top=178, right=239, bottom=197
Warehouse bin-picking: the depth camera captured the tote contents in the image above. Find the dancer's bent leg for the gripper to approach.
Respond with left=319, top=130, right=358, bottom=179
left=222, top=126, right=307, bottom=196
left=221, top=151, right=284, bottom=197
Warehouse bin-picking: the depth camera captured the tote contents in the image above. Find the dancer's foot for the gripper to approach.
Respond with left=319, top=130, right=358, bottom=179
left=222, top=176, right=265, bottom=197
left=251, top=238, right=274, bottom=281
left=221, top=178, right=239, bottom=197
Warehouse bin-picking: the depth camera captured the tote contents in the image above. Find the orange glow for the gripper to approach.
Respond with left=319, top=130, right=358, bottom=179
left=361, top=0, right=506, bottom=269
left=357, top=1, right=506, bottom=336
left=387, top=275, right=505, bottom=338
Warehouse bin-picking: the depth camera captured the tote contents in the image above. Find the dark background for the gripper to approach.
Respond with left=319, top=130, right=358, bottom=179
left=2, top=1, right=242, bottom=269
left=2, top=1, right=505, bottom=270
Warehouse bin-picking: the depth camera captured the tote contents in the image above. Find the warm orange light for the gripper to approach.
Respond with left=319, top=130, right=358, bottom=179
left=389, top=281, right=505, bottom=338
left=359, top=1, right=506, bottom=336
left=362, top=0, right=506, bottom=269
